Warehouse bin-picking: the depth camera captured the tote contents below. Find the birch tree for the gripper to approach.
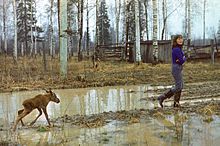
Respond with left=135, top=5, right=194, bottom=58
left=3, top=0, right=7, bottom=54
left=187, top=0, right=191, bottom=49
left=58, top=0, right=68, bottom=79
left=34, top=1, right=37, bottom=56
left=161, top=0, right=167, bottom=40
left=143, top=0, right=149, bottom=40
left=49, top=0, right=54, bottom=57
left=30, top=0, right=34, bottom=56
left=13, top=0, right=18, bottom=61
left=203, top=0, right=206, bottom=45
left=152, top=0, right=158, bottom=63
left=95, top=0, right=99, bottom=48
left=135, top=0, right=141, bottom=63
left=77, top=0, right=84, bottom=61
left=86, top=0, right=89, bottom=56
left=115, top=0, right=121, bottom=45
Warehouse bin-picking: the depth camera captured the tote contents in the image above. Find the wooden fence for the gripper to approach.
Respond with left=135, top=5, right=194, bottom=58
left=97, top=39, right=219, bottom=63
left=126, top=40, right=171, bottom=63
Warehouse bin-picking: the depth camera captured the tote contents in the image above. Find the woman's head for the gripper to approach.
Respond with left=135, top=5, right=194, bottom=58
left=172, top=34, right=183, bottom=48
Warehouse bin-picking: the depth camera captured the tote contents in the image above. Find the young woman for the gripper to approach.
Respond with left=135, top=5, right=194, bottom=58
left=158, top=34, right=186, bottom=108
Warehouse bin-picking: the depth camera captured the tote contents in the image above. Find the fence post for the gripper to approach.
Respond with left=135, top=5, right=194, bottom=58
left=211, top=39, right=214, bottom=64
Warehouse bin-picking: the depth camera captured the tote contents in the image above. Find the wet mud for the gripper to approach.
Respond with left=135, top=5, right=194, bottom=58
left=1, top=81, right=220, bottom=145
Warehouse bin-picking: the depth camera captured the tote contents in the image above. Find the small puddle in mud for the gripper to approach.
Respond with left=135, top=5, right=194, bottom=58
left=1, top=84, right=220, bottom=145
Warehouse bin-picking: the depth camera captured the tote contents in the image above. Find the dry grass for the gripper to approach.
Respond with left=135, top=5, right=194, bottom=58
left=0, top=55, right=220, bottom=92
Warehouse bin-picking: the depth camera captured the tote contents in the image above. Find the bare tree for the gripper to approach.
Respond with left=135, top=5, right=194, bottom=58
left=34, top=1, right=37, bottom=57
left=143, top=0, right=149, bottom=40
left=86, top=0, right=89, bottom=56
left=203, top=0, right=206, bottom=45
left=49, top=0, right=54, bottom=58
left=187, top=0, right=191, bottom=47
left=13, top=0, right=18, bottom=61
left=135, top=0, right=141, bottom=63
left=58, top=0, right=68, bottom=79
left=152, top=0, right=158, bottom=63
left=161, top=1, right=183, bottom=40
left=3, top=0, right=7, bottom=53
left=115, top=0, right=121, bottom=45
left=30, top=0, right=34, bottom=56
left=77, top=0, right=84, bottom=61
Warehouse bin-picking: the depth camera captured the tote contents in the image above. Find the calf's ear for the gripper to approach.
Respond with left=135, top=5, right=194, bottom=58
left=43, top=88, right=50, bottom=93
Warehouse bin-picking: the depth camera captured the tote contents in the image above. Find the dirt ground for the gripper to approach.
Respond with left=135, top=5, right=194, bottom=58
left=0, top=55, right=220, bottom=93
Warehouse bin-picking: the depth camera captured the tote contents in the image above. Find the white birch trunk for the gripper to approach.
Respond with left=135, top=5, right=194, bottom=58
left=95, top=0, right=99, bottom=47
left=50, top=0, right=54, bottom=57
left=34, top=1, right=37, bottom=56
left=188, top=0, right=191, bottom=40
left=30, top=0, right=34, bottom=56
left=161, top=0, right=167, bottom=40
left=121, top=0, right=126, bottom=43
left=203, top=0, right=206, bottom=45
left=77, top=0, right=84, bottom=61
left=144, top=0, right=149, bottom=40
left=152, top=0, right=158, bottom=63
left=185, top=0, right=187, bottom=37
left=135, top=0, right=141, bottom=63
left=13, top=0, right=18, bottom=61
left=115, top=0, right=121, bottom=46
left=86, top=0, right=89, bottom=56
left=3, top=0, right=7, bottom=53
left=59, top=0, right=68, bottom=79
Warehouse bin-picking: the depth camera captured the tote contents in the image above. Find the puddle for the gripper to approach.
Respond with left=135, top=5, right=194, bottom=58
left=1, top=84, right=220, bottom=145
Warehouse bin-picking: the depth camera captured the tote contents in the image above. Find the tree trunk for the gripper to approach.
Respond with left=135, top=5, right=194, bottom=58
left=13, top=0, right=18, bottom=62
left=50, top=0, right=54, bottom=58
left=95, top=0, right=99, bottom=49
left=86, top=0, right=90, bottom=57
left=115, top=0, right=121, bottom=46
left=121, top=0, right=126, bottom=43
left=30, top=0, right=34, bottom=56
left=77, top=0, right=84, bottom=61
left=135, top=0, right=141, bottom=63
left=144, top=0, right=149, bottom=40
left=152, top=0, right=158, bottom=63
left=24, top=0, right=28, bottom=55
left=187, top=0, right=191, bottom=50
left=161, top=0, right=167, bottom=40
left=58, top=0, right=68, bottom=79
left=185, top=0, right=187, bottom=37
left=203, top=0, right=206, bottom=45
left=34, top=1, right=37, bottom=57
left=3, top=0, right=7, bottom=54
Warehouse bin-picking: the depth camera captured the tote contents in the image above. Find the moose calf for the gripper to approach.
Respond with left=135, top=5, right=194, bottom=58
left=13, top=89, right=60, bottom=131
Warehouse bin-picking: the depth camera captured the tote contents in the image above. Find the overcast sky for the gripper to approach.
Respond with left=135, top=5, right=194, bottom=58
left=1, top=0, right=220, bottom=40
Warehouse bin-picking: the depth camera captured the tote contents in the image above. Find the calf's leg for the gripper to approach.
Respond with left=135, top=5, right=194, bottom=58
left=18, top=109, right=25, bottom=126
left=30, top=108, right=42, bottom=125
left=42, top=108, right=51, bottom=126
left=13, top=109, right=31, bottom=131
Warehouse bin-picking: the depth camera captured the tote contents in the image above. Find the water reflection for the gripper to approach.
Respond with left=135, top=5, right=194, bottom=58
left=1, top=85, right=220, bottom=146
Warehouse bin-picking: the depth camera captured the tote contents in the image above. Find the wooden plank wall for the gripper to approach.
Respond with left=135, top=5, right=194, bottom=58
left=127, top=40, right=172, bottom=63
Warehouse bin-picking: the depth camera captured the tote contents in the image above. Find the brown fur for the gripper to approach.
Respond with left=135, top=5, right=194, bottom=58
left=12, top=89, right=60, bottom=131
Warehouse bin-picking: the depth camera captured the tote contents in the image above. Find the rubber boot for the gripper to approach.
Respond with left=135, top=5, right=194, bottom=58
left=158, top=89, right=174, bottom=108
left=174, top=90, right=181, bottom=107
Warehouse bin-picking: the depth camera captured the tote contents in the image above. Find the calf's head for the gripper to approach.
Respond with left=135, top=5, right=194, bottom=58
left=45, top=89, right=60, bottom=103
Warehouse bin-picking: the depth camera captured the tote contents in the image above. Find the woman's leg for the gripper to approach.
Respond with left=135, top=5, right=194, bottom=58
left=172, top=65, right=183, bottom=107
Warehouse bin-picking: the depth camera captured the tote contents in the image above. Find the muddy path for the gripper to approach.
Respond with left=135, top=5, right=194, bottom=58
left=1, top=81, right=220, bottom=145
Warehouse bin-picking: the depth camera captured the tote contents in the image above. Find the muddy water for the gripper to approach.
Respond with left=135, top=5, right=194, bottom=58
left=1, top=84, right=220, bottom=145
